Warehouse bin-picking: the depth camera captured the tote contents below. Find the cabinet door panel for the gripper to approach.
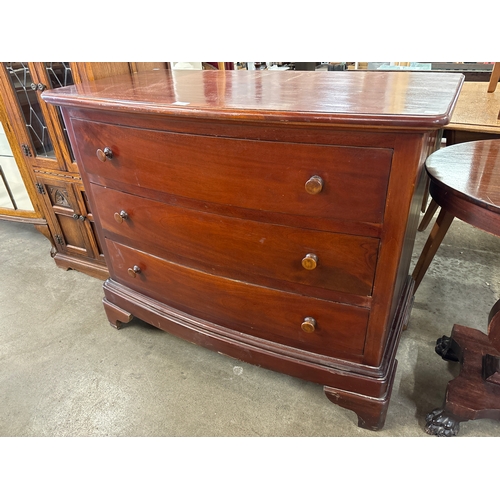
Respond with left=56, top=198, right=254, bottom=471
left=1, top=63, right=63, bottom=171
left=34, top=63, right=79, bottom=172
left=35, top=175, right=95, bottom=258
left=55, top=208, right=88, bottom=255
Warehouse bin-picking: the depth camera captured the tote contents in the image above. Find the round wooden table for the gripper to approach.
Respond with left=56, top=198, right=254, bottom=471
left=411, top=139, right=500, bottom=436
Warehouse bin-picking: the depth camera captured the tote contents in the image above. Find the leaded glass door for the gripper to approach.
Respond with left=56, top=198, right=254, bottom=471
left=0, top=62, right=77, bottom=173
left=0, top=89, right=44, bottom=222
left=32, top=62, right=79, bottom=172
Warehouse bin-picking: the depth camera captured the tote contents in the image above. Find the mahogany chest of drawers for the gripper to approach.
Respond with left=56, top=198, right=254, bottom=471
left=43, top=69, right=463, bottom=430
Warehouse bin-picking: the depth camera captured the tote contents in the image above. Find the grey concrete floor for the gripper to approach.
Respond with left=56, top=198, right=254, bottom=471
left=1, top=214, right=499, bottom=437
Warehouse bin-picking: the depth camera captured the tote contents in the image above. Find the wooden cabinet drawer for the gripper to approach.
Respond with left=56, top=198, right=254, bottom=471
left=92, top=184, right=379, bottom=297
left=73, top=119, right=392, bottom=224
left=106, top=239, right=369, bottom=357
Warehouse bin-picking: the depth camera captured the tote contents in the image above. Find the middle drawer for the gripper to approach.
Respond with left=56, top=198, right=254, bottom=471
left=91, top=184, right=379, bottom=297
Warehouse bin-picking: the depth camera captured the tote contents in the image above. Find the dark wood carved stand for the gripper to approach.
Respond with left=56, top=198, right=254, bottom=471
left=425, top=300, right=500, bottom=436
left=412, top=139, right=500, bottom=436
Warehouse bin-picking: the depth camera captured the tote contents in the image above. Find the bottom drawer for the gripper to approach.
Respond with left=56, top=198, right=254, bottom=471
left=106, top=239, right=369, bottom=358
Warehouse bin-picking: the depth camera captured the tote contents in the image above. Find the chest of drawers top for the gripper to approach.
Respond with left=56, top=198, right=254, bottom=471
left=43, top=69, right=463, bottom=129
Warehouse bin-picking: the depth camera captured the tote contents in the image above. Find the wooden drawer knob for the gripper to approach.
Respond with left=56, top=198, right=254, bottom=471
left=302, top=253, right=318, bottom=270
left=127, top=265, right=141, bottom=278
left=301, top=317, right=316, bottom=333
left=96, top=147, right=113, bottom=162
left=114, top=210, right=129, bottom=223
left=305, top=175, right=324, bottom=194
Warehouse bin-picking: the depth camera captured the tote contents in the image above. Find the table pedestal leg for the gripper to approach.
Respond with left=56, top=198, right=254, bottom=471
left=425, top=300, right=500, bottom=436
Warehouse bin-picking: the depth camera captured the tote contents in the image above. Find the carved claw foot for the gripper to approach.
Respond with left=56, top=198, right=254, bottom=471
left=425, top=408, right=460, bottom=437
left=435, top=335, right=459, bottom=362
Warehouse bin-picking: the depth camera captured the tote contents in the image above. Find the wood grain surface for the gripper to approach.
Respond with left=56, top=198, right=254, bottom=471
left=43, top=69, right=463, bottom=129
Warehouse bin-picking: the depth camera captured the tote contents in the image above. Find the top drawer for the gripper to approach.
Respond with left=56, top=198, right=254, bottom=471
left=72, top=119, right=393, bottom=224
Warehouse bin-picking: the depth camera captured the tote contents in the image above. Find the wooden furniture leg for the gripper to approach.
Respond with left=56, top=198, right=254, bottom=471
left=34, top=223, right=57, bottom=257
left=487, top=299, right=500, bottom=351
left=420, top=129, right=443, bottom=216
left=425, top=299, right=500, bottom=436
left=412, top=208, right=455, bottom=292
left=324, top=358, right=396, bottom=431
left=421, top=176, right=430, bottom=213
left=418, top=199, right=439, bottom=232
left=103, top=297, right=133, bottom=329
left=488, top=62, right=500, bottom=93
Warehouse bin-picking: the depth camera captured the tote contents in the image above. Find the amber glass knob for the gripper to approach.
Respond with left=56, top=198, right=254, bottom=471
left=127, top=265, right=141, bottom=278
left=305, top=175, right=324, bottom=195
left=302, top=253, right=318, bottom=270
left=114, top=210, right=129, bottom=223
left=301, top=317, right=316, bottom=333
left=96, top=147, right=113, bottom=162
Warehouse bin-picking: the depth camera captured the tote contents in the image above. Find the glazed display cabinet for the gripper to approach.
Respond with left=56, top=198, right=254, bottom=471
left=0, top=62, right=168, bottom=279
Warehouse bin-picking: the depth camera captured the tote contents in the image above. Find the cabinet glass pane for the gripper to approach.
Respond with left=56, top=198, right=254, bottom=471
left=3, top=62, right=55, bottom=158
left=44, top=62, right=75, bottom=162
left=0, top=123, right=34, bottom=211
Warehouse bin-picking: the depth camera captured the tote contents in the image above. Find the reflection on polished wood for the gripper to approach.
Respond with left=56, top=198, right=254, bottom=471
left=44, top=69, right=463, bottom=128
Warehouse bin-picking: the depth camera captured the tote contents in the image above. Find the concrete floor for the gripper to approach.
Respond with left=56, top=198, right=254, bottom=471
left=1, top=215, right=500, bottom=437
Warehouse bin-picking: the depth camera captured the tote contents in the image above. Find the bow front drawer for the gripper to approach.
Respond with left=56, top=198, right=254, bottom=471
left=91, top=184, right=379, bottom=297
left=72, top=119, right=393, bottom=224
left=105, top=239, right=369, bottom=358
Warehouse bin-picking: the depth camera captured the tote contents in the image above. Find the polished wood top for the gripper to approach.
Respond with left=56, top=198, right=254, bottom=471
left=42, top=69, right=463, bottom=129
left=445, top=82, right=500, bottom=134
left=426, top=139, right=500, bottom=215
